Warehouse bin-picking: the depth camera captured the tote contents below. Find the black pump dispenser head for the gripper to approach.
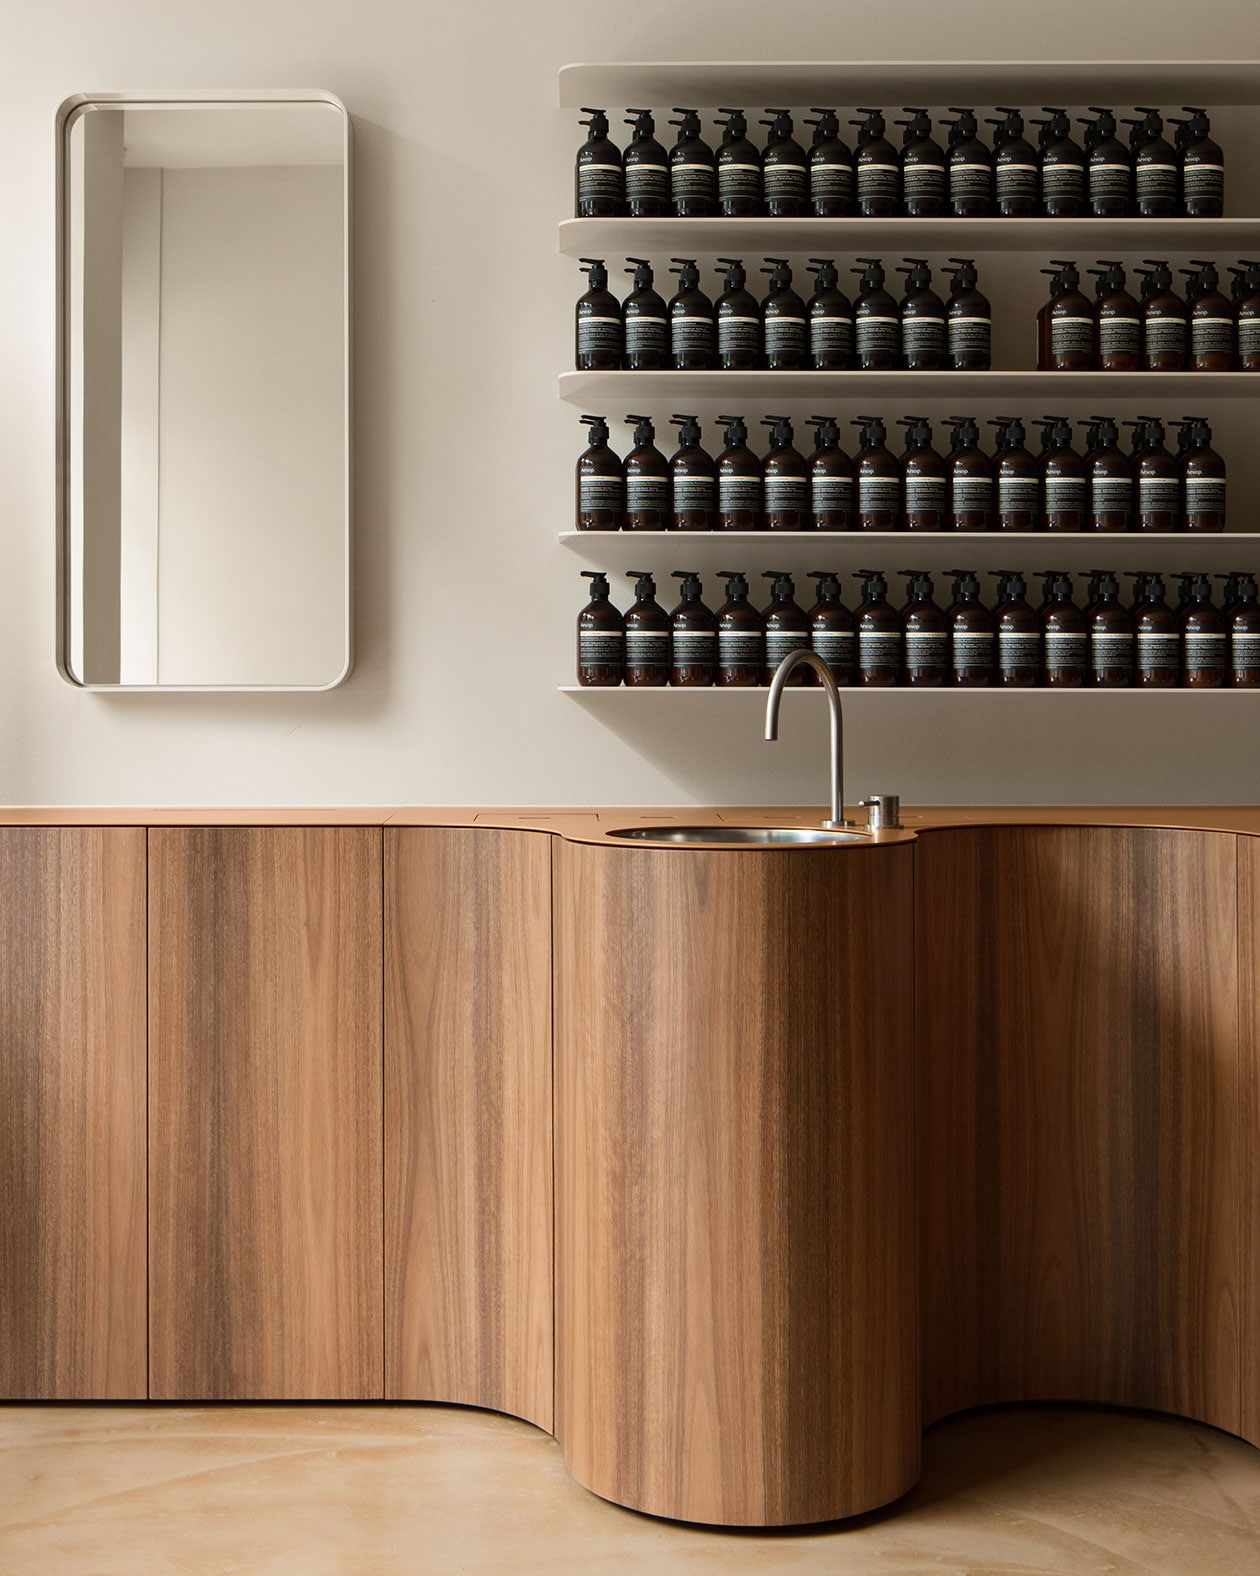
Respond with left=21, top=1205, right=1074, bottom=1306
left=1035, top=107, right=1072, bottom=141
left=897, top=415, right=934, bottom=447
left=852, top=256, right=887, bottom=290
left=989, top=416, right=1026, bottom=447
left=1080, top=105, right=1118, bottom=137
left=896, top=257, right=934, bottom=290
left=717, top=107, right=748, bottom=138
left=718, top=413, right=748, bottom=446
left=625, top=413, right=656, bottom=447
left=669, top=257, right=701, bottom=289
left=580, top=413, right=610, bottom=444
left=761, top=414, right=795, bottom=448
left=671, top=568, right=704, bottom=599
left=761, top=256, right=794, bottom=290
left=579, top=256, right=608, bottom=289
left=805, top=107, right=841, bottom=140
left=718, top=569, right=750, bottom=599
left=760, top=108, right=794, bottom=138
left=949, top=567, right=981, bottom=598
left=1043, top=570, right=1075, bottom=600
left=1090, top=569, right=1121, bottom=600
left=849, top=108, right=886, bottom=140
left=627, top=569, right=658, bottom=601
left=579, top=108, right=610, bottom=137
left=853, top=413, right=888, bottom=446
left=625, top=256, right=654, bottom=290
left=763, top=569, right=797, bottom=601
left=944, top=415, right=980, bottom=448
left=1188, top=257, right=1221, bottom=292
left=580, top=569, right=611, bottom=598
left=858, top=568, right=889, bottom=600
left=992, top=569, right=1027, bottom=598
left=1170, top=106, right=1212, bottom=141
left=716, top=256, right=747, bottom=290
left=986, top=105, right=1026, bottom=139
left=896, top=107, right=934, bottom=142
left=947, top=257, right=979, bottom=291
left=625, top=109, right=656, bottom=137
left=1089, top=414, right=1120, bottom=447
left=669, top=108, right=702, bottom=138
left=1049, top=257, right=1082, bottom=290
left=807, top=256, right=840, bottom=289
left=1137, top=257, right=1174, bottom=295
left=944, top=106, right=979, bottom=140
left=670, top=413, right=702, bottom=447
left=809, top=569, right=841, bottom=598
left=806, top=415, right=840, bottom=447
left=901, top=568, right=936, bottom=599
left=1090, top=258, right=1128, bottom=294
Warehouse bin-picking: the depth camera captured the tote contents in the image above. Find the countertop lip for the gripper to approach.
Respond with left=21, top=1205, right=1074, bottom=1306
left=1, top=805, right=1260, bottom=843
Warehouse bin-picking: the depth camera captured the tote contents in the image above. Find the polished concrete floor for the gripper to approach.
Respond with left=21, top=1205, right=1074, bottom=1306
left=1, top=1402, right=1258, bottom=1575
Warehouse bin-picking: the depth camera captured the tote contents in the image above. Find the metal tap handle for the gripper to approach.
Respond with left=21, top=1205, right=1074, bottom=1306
left=859, top=794, right=902, bottom=830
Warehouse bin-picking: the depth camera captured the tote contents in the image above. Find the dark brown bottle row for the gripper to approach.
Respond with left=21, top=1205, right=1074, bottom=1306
left=577, top=412, right=1227, bottom=535
left=576, top=106, right=1224, bottom=220
left=576, top=567, right=1260, bottom=689
left=1039, top=258, right=1260, bottom=371
left=577, top=256, right=990, bottom=372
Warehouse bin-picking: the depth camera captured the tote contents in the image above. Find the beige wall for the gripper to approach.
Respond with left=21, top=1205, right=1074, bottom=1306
left=10, top=0, right=1260, bottom=804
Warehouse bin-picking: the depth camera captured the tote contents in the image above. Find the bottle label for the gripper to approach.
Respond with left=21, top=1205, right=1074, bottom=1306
left=719, top=474, right=762, bottom=514
left=671, top=314, right=715, bottom=354
left=1185, top=477, right=1226, bottom=517
left=1233, top=633, right=1260, bottom=671
left=765, top=628, right=810, bottom=668
left=577, top=160, right=623, bottom=201
left=576, top=309, right=622, bottom=359
left=1050, top=315, right=1094, bottom=356
left=673, top=474, right=714, bottom=511
left=579, top=474, right=622, bottom=512
left=1091, top=629, right=1133, bottom=673
left=718, top=628, right=762, bottom=666
left=763, top=161, right=807, bottom=202
left=1136, top=162, right=1177, bottom=202
left=948, top=314, right=991, bottom=359
left=998, top=629, right=1041, bottom=671
left=1183, top=162, right=1225, bottom=203
left=811, top=629, right=855, bottom=669
left=1089, top=160, right=1130, bottom=202
left=578, top=629, right=624, bottom=665
left=672, top=629, right=715, bottom=663
left=624, top=628, right=669, bottom=669
left=717, top=161, right=761, bottom=200
left=949, top=161, right=992, bottom=200
left=1192, top=316, right=1233, bottom=359
left=1137, top=630, right=1180, bottom=671
left=625, top=475, right=668, bottom=514
left=810, top=161, right=854, bottom=199
left=813, top=474, right=854, bottom=515
left=953, top=631, right=995, bottom=668
left=1044, top=476, right=1086, bottom=514
left=624, top=160, right=668, bottom=202
left=1184, top=631, right=1226, bottom=667
left=1145, top=315, right=1187, bottom=356
left=624, top=312, right=667, bottom=358
left=995, top=161, right=1038, bottom=203
left=855, top=314, right=900, bottom=360
left=1099, top=316, right=1140, bottom=358
left=764, top=475, right=808, bottom=514
left=1042, top=161, right=1085, bottom=201
left=952, top=476, right=992, bottom=515
left=1091, top=476, right=1132, bottom=517
left=903, top=315, right=945, bottom=356
left=764, top=312, right=807, bottom=356
left=903, top=162, right=945, bottom=202
left=671, top=162, right=715, bottom=200
left=905, top=630, right=948, bottom=670
left=1045, top=630, right=1087, bottom=670
left=905, top=476, right=946, bottom=514
left=857, top=161, right=899, bottom=200
left=1239, top=318, right=1260, bottom=359
left=859, top=629, right=902, bottom=670
left=718, top=313, right=761, bottom=356
left=859, top=475, right=900, bottom=515
left=1138, top=477, right=1180, bottom=517
left=998, top=477, right=1039, bottom=515
left=810, top=313, right=854, bottom=356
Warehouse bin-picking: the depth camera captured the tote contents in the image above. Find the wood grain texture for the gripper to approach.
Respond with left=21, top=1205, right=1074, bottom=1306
left=917, top=826, right=1242, bottom=1436
left=555, top=841, right=918, bottom=1526
left=1241, top=836, right=1260, bottom=1448
left=385, top=828, right=553, bottom=1429
left=148, top=828, right=384, bottom=1400
left=0, top=829, right=147, bottom=1398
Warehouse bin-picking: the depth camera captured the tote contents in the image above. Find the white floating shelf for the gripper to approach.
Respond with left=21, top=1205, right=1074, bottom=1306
left=559, top=216, right=1260, bottom=259
left=559, top=60, right=1260, bottom=108
left=560, top=369, right=1260, bottom=403
left=559, top=531, right=1260, bottom=546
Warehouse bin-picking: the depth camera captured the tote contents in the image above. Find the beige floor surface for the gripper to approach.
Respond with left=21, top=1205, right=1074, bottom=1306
left=1, top=1402, right=1258, bottom=1576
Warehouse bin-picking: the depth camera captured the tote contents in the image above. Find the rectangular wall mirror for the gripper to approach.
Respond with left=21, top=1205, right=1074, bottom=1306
left=57, top=91, right=351, bottom=690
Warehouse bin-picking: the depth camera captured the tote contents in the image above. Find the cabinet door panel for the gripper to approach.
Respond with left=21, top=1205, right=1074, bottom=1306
left=0, top=828, right=147, bottom=1398
left=148, top=827, right=383, bottom=1399
left=385, top=828, right=553, bottom=1429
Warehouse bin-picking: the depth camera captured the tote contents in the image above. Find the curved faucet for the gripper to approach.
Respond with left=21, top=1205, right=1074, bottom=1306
left=763, top=649, right=854, bottom=829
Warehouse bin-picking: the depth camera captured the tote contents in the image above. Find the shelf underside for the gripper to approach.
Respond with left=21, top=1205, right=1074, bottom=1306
left=561, top=684, right=1256, bottom=695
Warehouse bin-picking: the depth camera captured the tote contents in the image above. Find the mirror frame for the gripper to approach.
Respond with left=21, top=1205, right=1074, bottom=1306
left=54, top=89, right=353, bottom=691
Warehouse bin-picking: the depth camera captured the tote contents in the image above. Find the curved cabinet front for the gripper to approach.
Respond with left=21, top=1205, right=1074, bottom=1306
left=554, top=839, right=918, bottom=1526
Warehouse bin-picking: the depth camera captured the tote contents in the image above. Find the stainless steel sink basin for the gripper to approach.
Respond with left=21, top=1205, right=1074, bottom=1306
left=605, top=825, right=870, bottom=846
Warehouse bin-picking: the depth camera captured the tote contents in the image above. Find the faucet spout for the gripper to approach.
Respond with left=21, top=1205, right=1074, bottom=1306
left=764, top=649, right=854, bottom=829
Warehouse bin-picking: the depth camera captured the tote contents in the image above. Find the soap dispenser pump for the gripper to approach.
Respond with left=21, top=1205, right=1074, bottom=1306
left=577, top=571, right=625, bottom=687
left=1181, top=573, right=1226, bottom=685
left=622, top=109, right=669, bottom=216
left=945, top=257, right=992, bottom=370
left=668, top=571, right=716, bottom=686
left=622, top=258, right=668, bottom=370
left=576, top=413, right=622, bottom=532
left=667, top=257, right=715, bottom=370
left=667, top=108, right=716, bottom=216
left=716, top=415, right=762, bottom=531
left=900, top=570, right=948, bottom=685
left=1228, top=573, right=1260, bottom=687
left=623, top=570, right=671, bottom=686
left=1041, top=572, right=1087, bottom=686
left=1084, top=416, right=1132, bottom=532
left=1136, top=258, right=1188, bottom=369
left=1183, top=259, right=1233, bottom=371
left=1126, top=415, right=1179, bottom=531
left=896, top=107, right=946, bottom=216
left=897, top=417, right=948, bottom=532
left=853, top=415, right=901, bottom=531
left=759, top=109, right=808, bottom=216
left=856, top=569, right=902, bottom=686
left=760, top=416, right=809, bottom=531
left=852, top=256, right=900, bottom=370
left=943, top=106, right=993, bottom=215
left=622, top=414, right=669, bottom=531
left=715, top=571, right=763, bottom=686
left=575, top=257, right=622, bottom=371
left=804, top=107, right=855, bottom=215
left=850, top=108, right=900, bottom=217
left=1040, top=259, right=1094, bottom=370
left=1232, top=259, right=1260, bottom=370
left=947, top=568, right=995, bottom=686
left=761, top=571, right=811, bottom=683
left=1180, top=417, right=1227, bottom=532
left=715, top=108, right=762, bottom=216
left=987, top=105, right=1039, bottom=216
left=807, top=571, right=855, bottom=683
left=1171, top=106, right=1225, bottom=217
left=944, top=416, right=993, bottom=531
left=1089, top=260, right=1141, bottom=371
left=575, top=109, right=623, bottom=217
left=1133, top=573, right=1179, bottom=687
left=1081, top=106, right=1131, bottom=216
left=1033, top=107, right=1086, bottom=216
left=1124, top=106, right=1178, bottom=216
left=1087, top=570, right=1133, bottom=686
left=896, top=257, right=946, bottom=370
left=806, top=257, right=854, bottom=369
left=714, top=257, right=762, bottom=371
left=992, top=571, right=1041, bottom=685
left=806, top=416, right=855, bottom=532
left=989, top=418, right=1040, bottom=531
left=668, top=414, right=715, bottom=530
left=760, top=257, right=808, bottom=370
left=1035, top=416, right=1087, bottom=532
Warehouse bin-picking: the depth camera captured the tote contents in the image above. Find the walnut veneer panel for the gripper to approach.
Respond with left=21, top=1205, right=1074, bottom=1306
left=918, top=826, right=1242, bottom=1436
left=148, top=828, right=384, bottom=1399
left=385, top=828, right=553, bottom=1429
left=1241, top=837, right=1260, bottom=1447
left=555, top=841, right=918, bottom=1525
left=0, top=829, right=147, bottom=1398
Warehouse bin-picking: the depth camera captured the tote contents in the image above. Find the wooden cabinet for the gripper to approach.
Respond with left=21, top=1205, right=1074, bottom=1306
left=917, top=826, right=1243, bottom=1437
left=0, top=828, right=147, bottom=1398
left=147, top=828, right=384, bottom=1399
left=385, top=829, right=553, bottom=1428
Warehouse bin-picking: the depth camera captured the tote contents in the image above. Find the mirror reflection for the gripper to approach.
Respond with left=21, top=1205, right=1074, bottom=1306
left=61, top=97, right=350, bottom=688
